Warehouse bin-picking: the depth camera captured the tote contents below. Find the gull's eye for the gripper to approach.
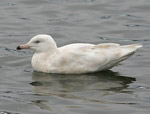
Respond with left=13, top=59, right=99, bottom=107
left=34, top=40, right=40, bottom=44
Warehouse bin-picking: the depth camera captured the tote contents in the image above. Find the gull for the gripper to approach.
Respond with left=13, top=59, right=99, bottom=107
left=17, top=34, right=142, bottom=74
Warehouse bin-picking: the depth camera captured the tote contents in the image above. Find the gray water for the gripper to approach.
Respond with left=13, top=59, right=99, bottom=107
left=0, top=0, right=150, bottom=114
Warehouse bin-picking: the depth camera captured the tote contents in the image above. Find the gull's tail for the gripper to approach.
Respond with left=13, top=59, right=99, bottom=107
left=121, top=44, right=142, bottom=51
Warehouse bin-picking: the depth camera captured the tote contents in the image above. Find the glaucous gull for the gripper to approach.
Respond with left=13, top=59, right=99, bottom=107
left=17, top=34, right=142, bottom=74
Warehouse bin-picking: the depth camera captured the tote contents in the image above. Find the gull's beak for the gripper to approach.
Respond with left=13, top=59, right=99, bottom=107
left=16, top=44, right=31, bottom=50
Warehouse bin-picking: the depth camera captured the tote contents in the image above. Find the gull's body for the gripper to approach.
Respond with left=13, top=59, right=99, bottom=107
left=17, top=34, right=142, bottom=74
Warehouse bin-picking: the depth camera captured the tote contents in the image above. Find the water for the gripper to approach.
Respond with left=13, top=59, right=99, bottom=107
left=0, top=0, right=150, bottom=114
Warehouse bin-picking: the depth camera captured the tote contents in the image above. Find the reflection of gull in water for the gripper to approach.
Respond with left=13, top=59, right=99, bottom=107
left=31, top=71, right=135, bottom=112
left=31, top=71, right=135, bottom=96
left=31, top=71, right=135, bottom=113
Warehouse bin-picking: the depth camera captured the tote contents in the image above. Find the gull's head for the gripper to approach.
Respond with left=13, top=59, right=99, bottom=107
left=17, top=34, right=57, bottom=53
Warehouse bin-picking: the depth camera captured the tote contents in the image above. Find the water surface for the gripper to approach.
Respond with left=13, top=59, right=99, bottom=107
left=0, top=0, right=150, bottom=114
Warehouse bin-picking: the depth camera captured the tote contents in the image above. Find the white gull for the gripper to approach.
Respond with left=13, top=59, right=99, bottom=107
left=17, top=34, right=142, bottom=74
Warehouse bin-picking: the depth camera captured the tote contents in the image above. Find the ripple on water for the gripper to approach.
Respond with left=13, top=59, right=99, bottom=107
left=0, top=111, right=19, bottom=114
left=100, top=15, right=112, bottom=19
left=125, top=24, right=150, bottom=27
left=128, top=85, right=150, bottom=89
left=120, top=14, right=142, bottom=19
left=96, top=36, right=109, bottom=40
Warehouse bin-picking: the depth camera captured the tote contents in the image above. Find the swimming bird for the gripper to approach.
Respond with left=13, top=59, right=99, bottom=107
left=17, top=34, right=142, bottom=74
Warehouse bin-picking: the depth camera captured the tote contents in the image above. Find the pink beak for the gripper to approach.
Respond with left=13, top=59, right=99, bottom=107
left=16, top=44, right=30, bottom=50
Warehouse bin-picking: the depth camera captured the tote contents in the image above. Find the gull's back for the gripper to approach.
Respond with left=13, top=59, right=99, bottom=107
left=47, top=43, right=142, bottom=74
